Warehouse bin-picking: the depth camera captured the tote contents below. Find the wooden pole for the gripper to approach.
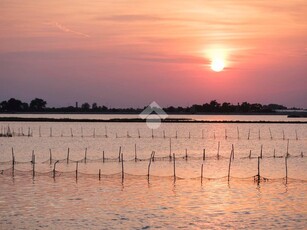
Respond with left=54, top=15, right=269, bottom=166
left=121, top=153, right=124, bottom=183
left=269, top=128, right=273, bottom=140
left=286, top=139, right=289, bottom=157
left=258, top=129, right=261, bottom=140
left=32, top=153, right=35, bottom=180
left=232, top=144, right=234, bottom=160
left=175, top=131, right=178, bottom=139
left=151, top=129, right=154, bottom=139
left=67, top=148, right=70, bottom=164
left=225, top=129, right=227, bottom=139
left=39, top=126, right=41, bottom=137
left=203, top=149, right=206, bottom=161
left=249, top=150, right=252, bottom=159
left=49, top=149, right=52, bottom=165
left=173, top=153, right=176, bottom=182
left=138, top=129, right=141, bottom=138
left=285, top=156, right=288, bottom=184
left=70, top=128, right=73, bottom=137
left=84, top=148, right=87, bottom=163
left=248, top=128, right=250, bottom=140
left=273, top=149, right=276, bottom=158
left=53, top=160, right=59, bottom=179
left=50, top=127, right=52, bottom=137
left=260, top=145, right=263, bottom=159
left=102, top=151, right=105, bottom=163
left=202, top=129, right=204, bottom=139
left=118, top=146, right=121, bottom=162
left=12, top=147, right=15, bottom=166
left=185, top=149, right=188, bottom=161
left=163, top=130, right=165, bottom=139
left=134, top=144, right=137, bottom=162
left=32, top=150, right=35, bottom=164
left=105, top=126, right=108, bottom=138
left=76, top=161, right=78, bottom=181
left=257, top=157, right=260, bottom=184
left=99, top=169, right=101, bottom=181
left=227, top=148, right=233, bottom=182
left=147, top=152, right=154, bottom=181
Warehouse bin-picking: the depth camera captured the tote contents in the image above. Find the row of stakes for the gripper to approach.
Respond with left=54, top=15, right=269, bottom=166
left=7, top=141, right=298, bottom=185
left=7, top=137, right=302, bottom=165
left=0, top=126, right=302, bottom=140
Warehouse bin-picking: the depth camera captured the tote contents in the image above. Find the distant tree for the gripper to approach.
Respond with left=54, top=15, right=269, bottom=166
left=81, top=102, right=90, bottom=111
left=22, top=103, right=29, bottom=111
left=267, top=104, right=287, bottom=110
left=240, top=102, right=251, bottom=113
left=30, top=98, right=47, bottom=111
left=101, top=105, right=108, bottom=111
left=6, top=98, right=24, bottom=111
left=0, top=101, right=8, bottom=112
left=92, top=103, right=98, bottom=111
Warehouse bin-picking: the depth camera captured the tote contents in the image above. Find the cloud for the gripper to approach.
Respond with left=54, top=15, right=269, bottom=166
left=97, top=14, right=161, bottom=22
left=122, top=53, right=209, bottom=64
left=46, top=21, right=90, bottom=38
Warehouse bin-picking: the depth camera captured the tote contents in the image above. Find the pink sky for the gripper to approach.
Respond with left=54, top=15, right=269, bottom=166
left=0, top=0, right=306, bottom=108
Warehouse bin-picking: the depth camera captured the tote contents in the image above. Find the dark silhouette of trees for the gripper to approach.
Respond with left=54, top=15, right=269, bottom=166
left=0, top=98, right=292, bottom=114
left=81, top=103, right=90, bottom=111
left=30, top=98, right=46, bottom=111
left=0, top=98, right=26, bottom=112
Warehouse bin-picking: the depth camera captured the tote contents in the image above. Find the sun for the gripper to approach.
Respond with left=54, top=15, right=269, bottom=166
left=211, top=58, right=225, bottom=72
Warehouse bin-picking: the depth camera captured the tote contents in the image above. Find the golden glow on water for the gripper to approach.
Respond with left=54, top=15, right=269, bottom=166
left=0, top=118, right=306, bottom=228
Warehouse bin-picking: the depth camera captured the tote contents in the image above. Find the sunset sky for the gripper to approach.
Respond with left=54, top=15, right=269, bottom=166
left=0, top=0, right=306, bottom=108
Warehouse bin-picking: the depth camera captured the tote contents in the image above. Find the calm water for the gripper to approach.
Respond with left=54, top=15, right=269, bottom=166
left=0, top=115, right=306, bottom=229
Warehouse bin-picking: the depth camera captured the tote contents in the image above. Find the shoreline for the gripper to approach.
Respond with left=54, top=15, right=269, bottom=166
left=0, top=117, right=306, bottom=124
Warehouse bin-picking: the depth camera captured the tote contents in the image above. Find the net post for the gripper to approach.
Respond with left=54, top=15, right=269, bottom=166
left=67, top=148, right=70, bottom=164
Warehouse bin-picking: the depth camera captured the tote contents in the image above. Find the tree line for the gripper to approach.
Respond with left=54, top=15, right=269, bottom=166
left=0, top=98, right=289, bottom=114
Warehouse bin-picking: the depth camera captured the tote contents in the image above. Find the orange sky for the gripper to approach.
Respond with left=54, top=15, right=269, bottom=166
left=0, top=0, right=306, bottom=108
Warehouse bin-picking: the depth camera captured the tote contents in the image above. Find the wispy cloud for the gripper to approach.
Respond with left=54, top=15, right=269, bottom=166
left=122, top=53, right=209, bottom=64
left=46, top=21, right=90, bottom=38
left=98, top=14, right=161, bottom=22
